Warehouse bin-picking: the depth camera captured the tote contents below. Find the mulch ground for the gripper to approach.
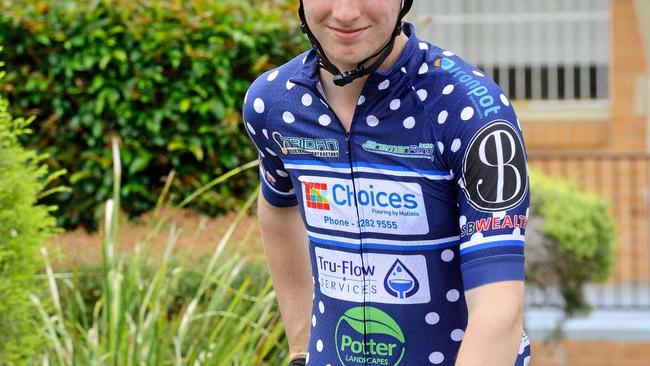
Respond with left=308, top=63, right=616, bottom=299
left=49, top=206, right=265, bottom=269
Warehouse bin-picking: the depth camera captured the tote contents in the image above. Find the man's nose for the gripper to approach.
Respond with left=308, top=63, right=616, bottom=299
left=330, top=0, right=362, bottom=25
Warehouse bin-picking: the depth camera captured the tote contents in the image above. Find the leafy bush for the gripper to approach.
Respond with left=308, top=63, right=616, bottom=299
left=526, top=170, right=617, bottom=315
left=0, top=60, right=62, bottom=364
left=0, top=0, right=307, bottom=231
left=34, top=137, right=289, bottom=365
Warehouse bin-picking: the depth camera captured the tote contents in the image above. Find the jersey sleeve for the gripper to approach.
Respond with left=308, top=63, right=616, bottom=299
left=441, top=85, right=529, bottom=291
left=242, top=73, right=298, bottom=207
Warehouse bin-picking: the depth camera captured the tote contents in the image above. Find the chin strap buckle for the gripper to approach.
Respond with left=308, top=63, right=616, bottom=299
left=332, top=65, right=365, bottom=87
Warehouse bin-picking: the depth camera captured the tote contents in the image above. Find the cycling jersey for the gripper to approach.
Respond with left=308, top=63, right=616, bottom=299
left=244, top=22, right=531, bottom=366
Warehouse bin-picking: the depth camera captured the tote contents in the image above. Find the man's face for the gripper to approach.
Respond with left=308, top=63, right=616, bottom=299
left=302, top=0, right=402, bottom=70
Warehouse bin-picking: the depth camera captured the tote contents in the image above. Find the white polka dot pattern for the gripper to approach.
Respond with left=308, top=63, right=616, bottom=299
left=438, top=110, right=448, bottom=124
left=429, top=351, right=445, bottom=364
left=266, top=70, right=279, bottom=81
left=403, top=116, right=415, bottom=129
left=302, top=94, right=313, bottom=106
left=425, top=312, right=440, bottom=325
left=282, top=111, right=295, bottom=123
left=451, top=139, right=462, bottom=152
left=446, top=289, right=460, bottom=302
left=500, top=93, right=510, bottom=106
left=276, top=170, right=288, bottom=178
left=451, top=329, right=465, bottom=342
left=318, top=114, right=331, bottom=126
left=441, top=249, right=454, bottom=262
left=366, top=115, right=379, bottom=127
left=442, top=84, right=455, bottom=95
left=246, top=122, right=255, bottom=135
left=253, top=98, right=265, bottom=114
left=460, top=107, right=474, bottom=121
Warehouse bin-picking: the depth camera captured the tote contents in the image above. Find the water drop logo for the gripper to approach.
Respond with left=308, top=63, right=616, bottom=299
left=336, top=306, right=406, bottom=366
left=384, top=259, right=419, bottom=299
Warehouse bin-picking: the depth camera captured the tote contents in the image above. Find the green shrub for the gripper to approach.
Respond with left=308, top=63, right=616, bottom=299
left=33, top=137, right=289, bottom=365
left=0, top=0, right=307, bottom=231
left=0, top=63, right=62, bottom=364
left=527, top=170, right=617, bottom=315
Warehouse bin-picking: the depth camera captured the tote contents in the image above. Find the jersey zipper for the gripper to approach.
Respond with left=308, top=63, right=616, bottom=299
left=312, top=81, right=370, bottom=364
left=345, top=121, right=371, bottom=365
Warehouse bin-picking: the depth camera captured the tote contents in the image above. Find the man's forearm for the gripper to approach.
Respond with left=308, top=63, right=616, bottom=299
left=454, top=309, right=523, bottom=366
left=257, top=195, right=313, bottom=361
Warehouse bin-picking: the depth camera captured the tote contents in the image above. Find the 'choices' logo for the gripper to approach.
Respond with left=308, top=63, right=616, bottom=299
left=336, top=306, right=406, bottom=366
left=304, top=181, right=331, bottom=211
left=300, top=176, right=429, bottom=235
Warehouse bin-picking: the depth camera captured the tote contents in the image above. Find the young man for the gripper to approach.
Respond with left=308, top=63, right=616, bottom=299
left=243, top=1, right=532, bottom=365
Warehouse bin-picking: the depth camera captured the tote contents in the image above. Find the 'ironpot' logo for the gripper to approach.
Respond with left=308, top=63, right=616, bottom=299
left=462, top=120, right=528, bottom=212
left=335, top=306, right=406, bottom=366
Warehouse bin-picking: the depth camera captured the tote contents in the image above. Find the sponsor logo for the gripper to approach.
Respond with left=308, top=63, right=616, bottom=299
left=383, top=259, right=419, bottom=299
left=315, top=248, right=430, bottom=304
left=336, top=306, right=406, bottom=366
left=435, top=57, right=502, bottom=119
left=272, top=131, right=339, bottom=157
left=304, top=181, right=330, bottom=210
left=461, top=214, right=527, bottom=237
left=461, top=121, right=528, bottom=212
left=362, top=140, right=435, bottom=161
left=300, top=177, right=429, bottom=235
left=434, top=57, right=456, bottom=70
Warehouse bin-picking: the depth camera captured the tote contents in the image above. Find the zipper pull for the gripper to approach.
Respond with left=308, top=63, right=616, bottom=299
left=344, top=132, right=350, bottom=155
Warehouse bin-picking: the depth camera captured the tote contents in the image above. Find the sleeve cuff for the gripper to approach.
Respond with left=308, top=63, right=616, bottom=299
left=461, top=254, right=525, bottom=290
left=261, top=182, right=298, bottom=207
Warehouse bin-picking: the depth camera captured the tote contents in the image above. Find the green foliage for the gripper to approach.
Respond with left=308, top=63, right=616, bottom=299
left=0, top=74, right=62, bottom=364
left=530, top=170, right=617, bottom=315
left=34, top=137, right=288, bottom=365
left=0, top=0, right=307, bottom=231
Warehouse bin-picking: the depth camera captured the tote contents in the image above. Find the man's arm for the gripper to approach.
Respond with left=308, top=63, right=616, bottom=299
left=257, top=192, right=312, bottom=362
left=454, top=280, right=524, bottom=366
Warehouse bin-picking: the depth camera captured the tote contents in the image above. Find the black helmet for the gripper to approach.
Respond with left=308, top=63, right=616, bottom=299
left=298, top=0, right=414, bottom=87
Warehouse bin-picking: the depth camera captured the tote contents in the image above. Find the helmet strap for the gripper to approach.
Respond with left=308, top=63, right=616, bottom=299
left=299, top=0, right=413, bottom=87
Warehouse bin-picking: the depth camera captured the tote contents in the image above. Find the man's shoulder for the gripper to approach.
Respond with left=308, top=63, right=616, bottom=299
left=416, top=41, right=502, bottom=103
left=414, top=41, right=512, bottom=124
left=245, top=50, right=311, bottom=105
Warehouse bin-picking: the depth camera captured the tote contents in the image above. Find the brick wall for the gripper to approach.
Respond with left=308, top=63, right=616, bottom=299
left=610, top=0, right=647, bottom=151
left=528, top=153, right=649, bottom=285
left=523, top=0, right=649, bottom=286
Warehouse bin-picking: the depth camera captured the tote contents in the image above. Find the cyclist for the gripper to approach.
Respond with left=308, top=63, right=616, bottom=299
left=244, top=1, right=532, bottom=365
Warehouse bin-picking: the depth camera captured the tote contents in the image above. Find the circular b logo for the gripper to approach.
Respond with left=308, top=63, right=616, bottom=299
left=335, top=306, right=406, bottom=366
left=462, top=120, right=528, bottom=212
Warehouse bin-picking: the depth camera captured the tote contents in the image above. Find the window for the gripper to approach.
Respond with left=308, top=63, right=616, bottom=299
left=411, top=0, right=611, bottom=102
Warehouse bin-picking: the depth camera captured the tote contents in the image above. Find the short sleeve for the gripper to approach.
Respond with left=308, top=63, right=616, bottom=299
left=242, top=74, right=298, bottom=207
left=442, top=88, right=529, bottom=291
